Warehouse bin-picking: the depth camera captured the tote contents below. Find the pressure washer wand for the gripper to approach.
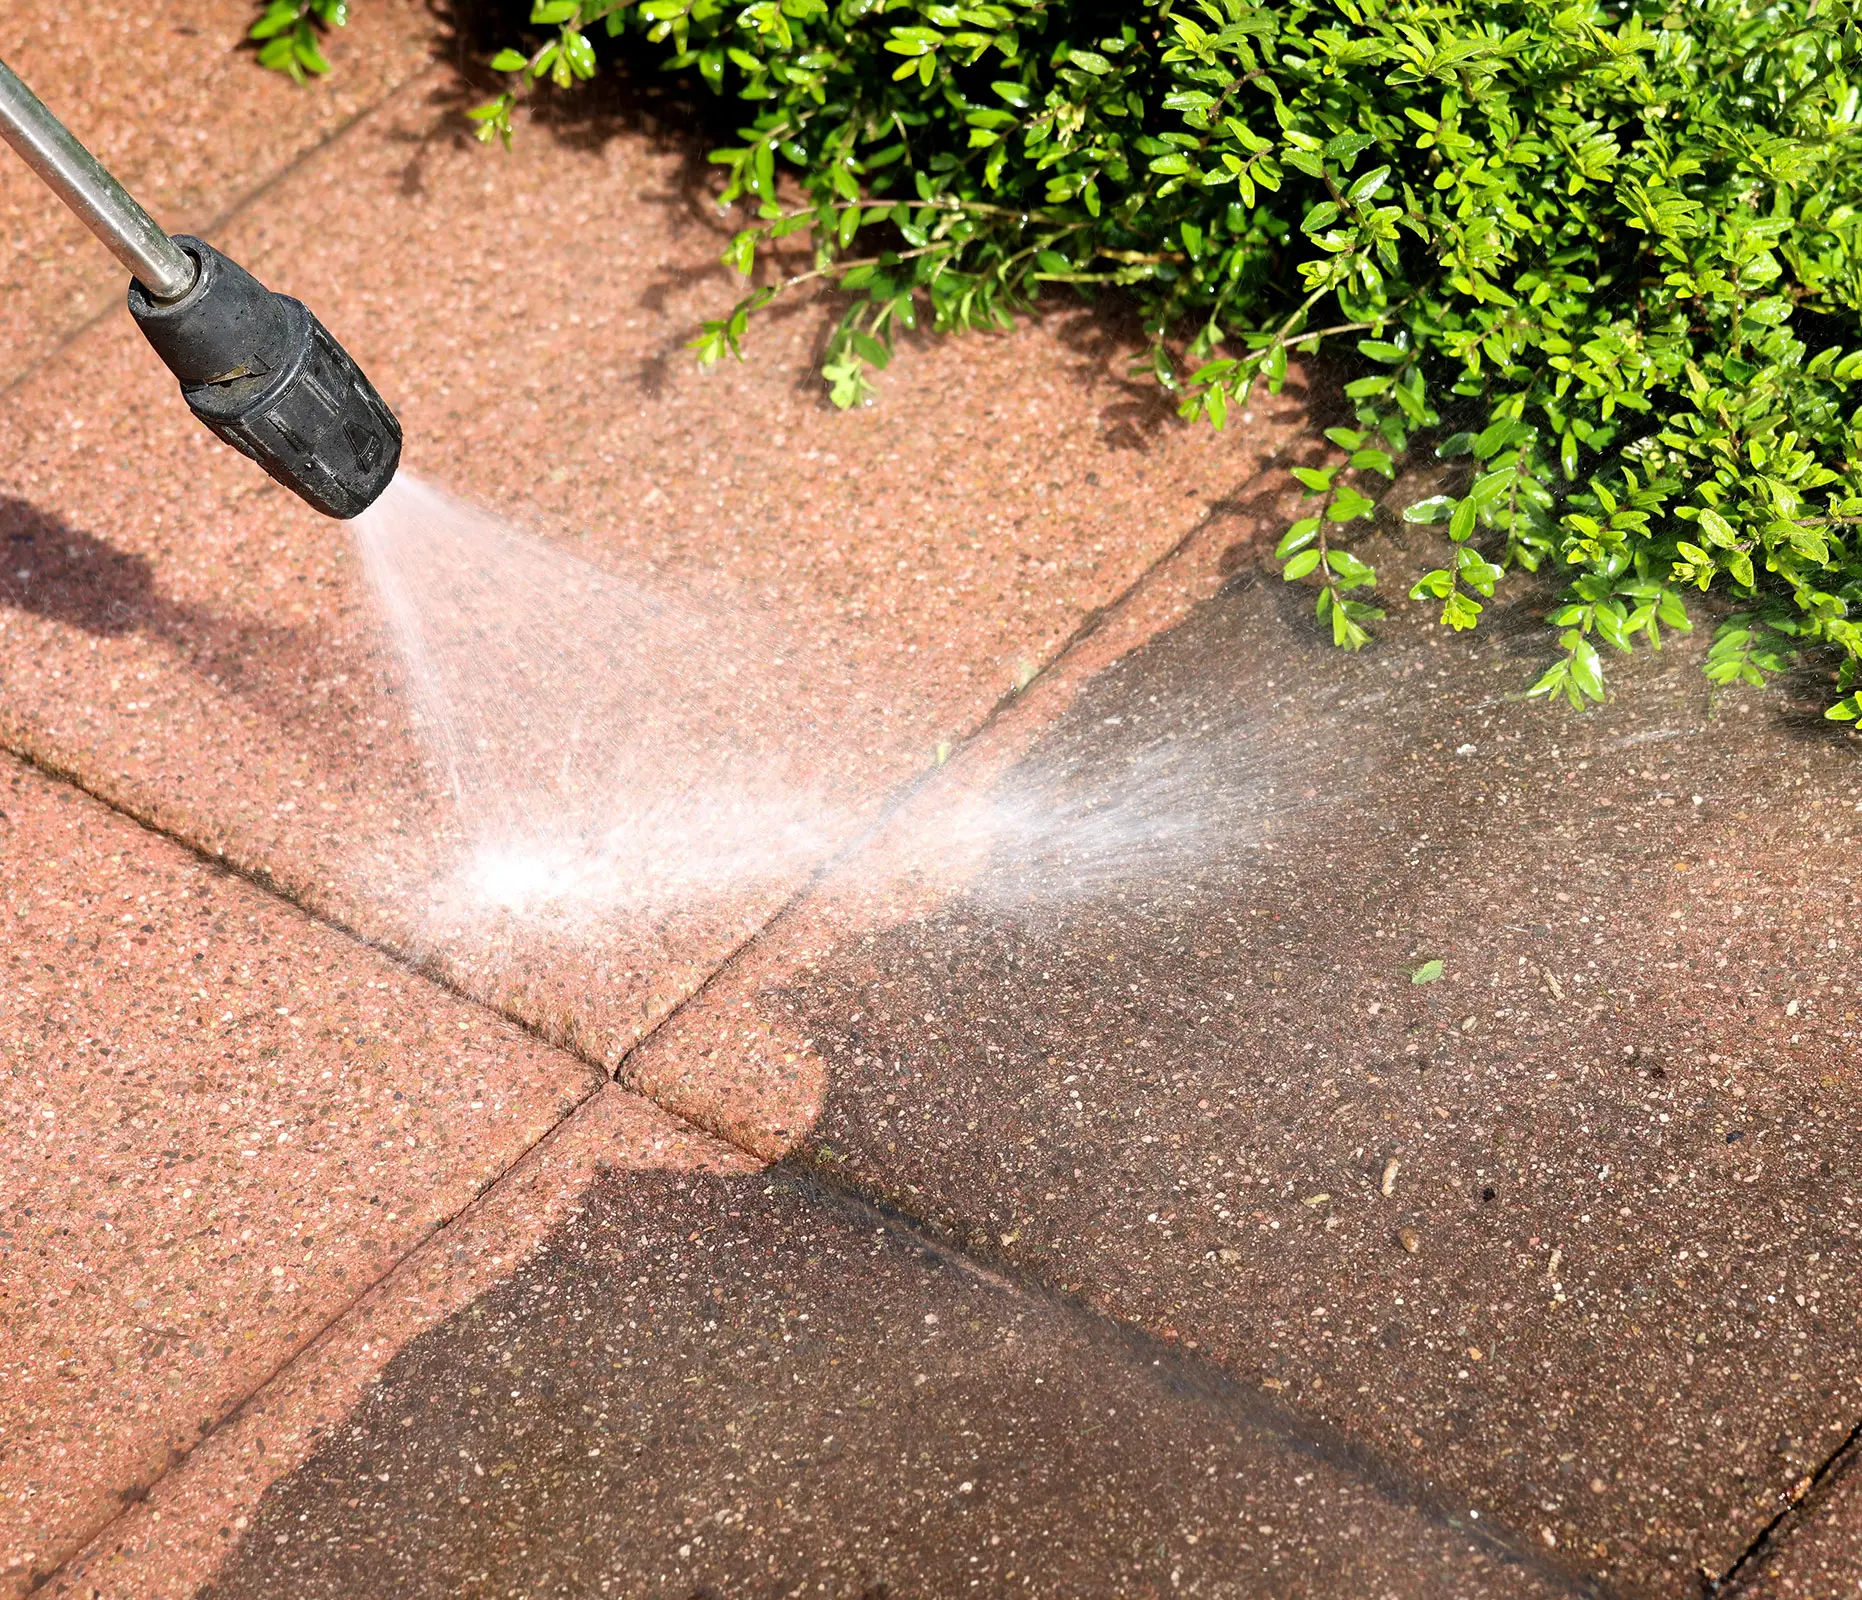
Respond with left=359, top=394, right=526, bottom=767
left=0, top=55, right=401, bottom=518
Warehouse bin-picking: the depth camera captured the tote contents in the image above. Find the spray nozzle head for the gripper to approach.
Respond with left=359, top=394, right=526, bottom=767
left=128, top=236, right=400, bottom=519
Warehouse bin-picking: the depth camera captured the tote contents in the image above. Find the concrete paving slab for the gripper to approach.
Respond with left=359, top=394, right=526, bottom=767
left=0, top=0, right=437, bottom=392
left=619, top=531, right=1862, bottom=1595
left=0, top=71, right=1305, bottom=1067
left=48, top=1082, right=756, bottom=1600
left=185, top=1161, right=1576, bottom=1600
left=0, top=752, right=595, bottom=1596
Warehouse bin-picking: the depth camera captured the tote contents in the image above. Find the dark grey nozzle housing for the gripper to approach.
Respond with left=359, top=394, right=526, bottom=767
left=128, top=237, right=401, bottom=519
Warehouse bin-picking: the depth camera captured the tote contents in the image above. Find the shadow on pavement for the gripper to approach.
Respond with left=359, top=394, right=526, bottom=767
left=0, top=495, right=345, bottom=732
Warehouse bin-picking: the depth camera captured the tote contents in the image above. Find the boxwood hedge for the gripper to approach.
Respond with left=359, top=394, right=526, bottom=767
left=259, top=0, right=1862, bottom=709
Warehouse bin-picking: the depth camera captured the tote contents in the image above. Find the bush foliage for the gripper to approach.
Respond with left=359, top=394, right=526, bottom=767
left=249, top=0, right=350, bottom=81
left=261, top=1, right=1862, bottom=710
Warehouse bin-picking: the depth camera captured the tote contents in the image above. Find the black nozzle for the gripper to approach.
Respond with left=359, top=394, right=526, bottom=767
left=128, top=237, right=400, bottom=519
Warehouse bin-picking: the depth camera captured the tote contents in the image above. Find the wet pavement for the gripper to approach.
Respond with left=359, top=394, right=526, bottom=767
left=194, top=1166, right=1570, bottom=1600
left=5, top=5, right=1862, bottom=1597
left=619, top=541, right=1862, bottom=1597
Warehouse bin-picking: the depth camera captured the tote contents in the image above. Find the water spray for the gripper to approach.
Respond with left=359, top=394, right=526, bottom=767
left=0, top=55, right=400, bottom=518
left=0, top=58, right=1260, bottom=929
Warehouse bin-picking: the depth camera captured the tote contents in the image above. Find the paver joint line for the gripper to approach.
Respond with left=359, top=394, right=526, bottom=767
left=750, top=1162, right=1610, bottom=1600
left=1714, top=1409, right=1862, bottom=1596
left=0, top=732, right=608, bottom=1090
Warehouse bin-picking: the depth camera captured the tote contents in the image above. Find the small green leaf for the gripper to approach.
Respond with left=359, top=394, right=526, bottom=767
left=1568, top=635, right=1605, bottom=700
left=1441, top=589, right=1483, bottom=629
left=1329, top=485, right=1376, bottom=522
left=1403, top=496, right=1456, bottom=523
left=1326, top=548, right=1377, bottom=587
left=560, top=29, right=597, bottom=78
left=722, top=229, right=757, bottom=275
left=1697, top=508, right=1739, bottom=549
left=1301, top=201, right=1340, bottom=234
left=1346, top=164, right=1390, bottom=204
left=1410, top=959, right=1444, bottom=985
left=1275, top=518, right=1320, bottom=558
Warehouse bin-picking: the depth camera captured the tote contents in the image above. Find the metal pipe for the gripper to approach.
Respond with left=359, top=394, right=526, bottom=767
left=0, top=55, right=196, bottom=301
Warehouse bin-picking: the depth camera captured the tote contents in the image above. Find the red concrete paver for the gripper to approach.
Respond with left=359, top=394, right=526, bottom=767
left=47, top=1082, right=755, bottom=1600
left=0, top=0, right=437, bottom=391
left=0, top=71, right=1306, bottom=1068
left=0, top=752, right=596, bottom=1597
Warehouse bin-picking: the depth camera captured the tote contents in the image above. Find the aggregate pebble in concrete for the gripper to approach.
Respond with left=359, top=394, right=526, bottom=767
left=626, top=542, right=1862, bottom=1596
left=47, top=1083, right=757, bottom=1600
left=193, top=1164, right=1577, bottom=1600
left=0, top=0, right=436, bottom=390
left=0, top=754, right=595, bottom=1597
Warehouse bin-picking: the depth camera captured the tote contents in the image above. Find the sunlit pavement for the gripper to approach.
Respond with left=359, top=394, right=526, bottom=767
left=4, top=7, right=1862, bottom=1598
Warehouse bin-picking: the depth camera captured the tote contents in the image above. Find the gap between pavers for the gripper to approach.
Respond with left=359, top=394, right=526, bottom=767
left=1715, top=1420, right=1862, bottom=1597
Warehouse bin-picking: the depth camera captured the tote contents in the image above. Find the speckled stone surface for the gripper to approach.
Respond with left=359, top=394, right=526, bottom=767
left=621, top=523, right=1862, bottom=1597
left=0, top=0, right=437, bottom=392
left=0, top=752, right=596, bottom=1596
left=47, top=1082, right=756, bottom=1600
left=189, top=1164, right=1574, bottom=1600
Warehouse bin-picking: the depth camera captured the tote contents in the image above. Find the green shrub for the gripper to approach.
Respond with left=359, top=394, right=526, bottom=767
left=248, top=0, right=350, bottom=82
left=260, top=1, right=1862, bottom=711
